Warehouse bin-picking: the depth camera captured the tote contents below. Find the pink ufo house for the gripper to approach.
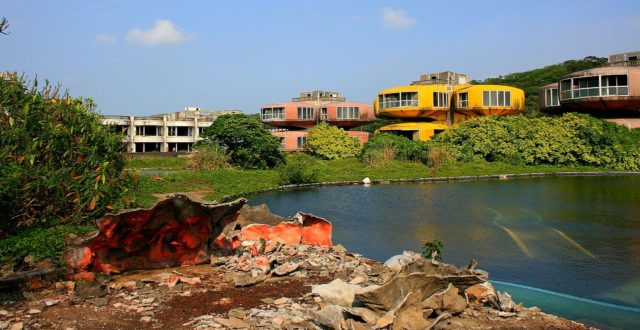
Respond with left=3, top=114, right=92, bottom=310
left=260, top=91, right=375, bottom=151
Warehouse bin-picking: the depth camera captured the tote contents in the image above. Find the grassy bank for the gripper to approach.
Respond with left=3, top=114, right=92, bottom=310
left=130, top=157, right=605, bottom=208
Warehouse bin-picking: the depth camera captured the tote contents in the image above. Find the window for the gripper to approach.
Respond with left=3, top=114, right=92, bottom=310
left=135, top=126, right=161, bottom=136
left=545, top=88, right=559, bottom=106
left=168, top=127, right=176, bottom=136
left=458, top=92, right=468, bottom=108
left=573, top=77, right=599, bottom=98
left=199, top=127, right=206, bottom=135
left=279, top=137, right=285, bottom=150
left=296, top=136, right=307, bottom=149
left=432, top=92, right=448, bottom=108
left=297, top=107, right=314, bottom=119
left=261, top=107, right=285, bottom=120
left=337, top=106, right=360, bottom=119
left=560, top=80, right=572, bottom=99
left=320, top=108, right=328, bottom=120
left=601, top=75, right=628, bottom=96
left=379, top=92, right=417, bottom=109
left=482, top=90, right=512, bottom=107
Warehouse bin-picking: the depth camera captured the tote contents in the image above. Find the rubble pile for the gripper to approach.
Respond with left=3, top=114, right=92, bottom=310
left=0, top=196, right=593, bottom=329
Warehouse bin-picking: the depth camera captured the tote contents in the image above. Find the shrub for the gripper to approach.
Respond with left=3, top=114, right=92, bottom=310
left=361, top=146, right=396, bottom=168
left=0, top=77, right=135, bottom=234
left=188, top=143, right=231, bottom=171
left=434, top=113, right=640, bottom=170
left=304, top=122, right=361, bottom=160
left=361, top=133, right=431, bottom=165
left=199, top=114, right=284, bottom=169
left=422, top=239, right=443, bottom=261
left=277, top=153, right=319, bottom=185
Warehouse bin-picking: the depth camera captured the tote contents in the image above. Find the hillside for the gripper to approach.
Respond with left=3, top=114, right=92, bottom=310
left=478, top=56, right=608, bottom=113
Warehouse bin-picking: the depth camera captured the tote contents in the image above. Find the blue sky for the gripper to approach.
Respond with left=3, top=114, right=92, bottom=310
left=2, top=0, right=640, bottom=116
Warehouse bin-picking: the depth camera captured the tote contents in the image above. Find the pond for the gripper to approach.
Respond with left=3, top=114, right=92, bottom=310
left=249, top=175, right=640, bottom=329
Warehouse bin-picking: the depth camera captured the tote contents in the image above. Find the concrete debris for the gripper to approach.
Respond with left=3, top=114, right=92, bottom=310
left=311, top=279, right=359, bottom=307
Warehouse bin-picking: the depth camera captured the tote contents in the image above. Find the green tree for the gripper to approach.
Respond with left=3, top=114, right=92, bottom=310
left=304, top=122, right=361, bottom=160
left=199, top=114, right=284, bottom=169
left=0, top=77, right=135, bottom=234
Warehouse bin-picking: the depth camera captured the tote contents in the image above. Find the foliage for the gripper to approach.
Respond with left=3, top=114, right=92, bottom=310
left=304, top=122, right=361, bottom=160
left=434, top=113, right=640, bottom=170
left=360, top=118, right=400, bottom=133
left=188, top=143, right=231, bottom=171
left=422, top=239, right=443, bottom=261
left=0, top=77, right=136, bottom=234
left=360, top=133, right=431, bottom=165
left=277, top=153, right=319, bottom=185
left=199, top=114, right=284, bottom=169
left=477, top=56, right=607, bottom=114
left=0, top=17, right=9, bottom=35
left=0, top=224, right=94, bottom=268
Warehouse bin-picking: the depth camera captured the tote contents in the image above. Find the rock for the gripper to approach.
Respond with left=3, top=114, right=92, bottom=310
left=259, top=298, right=274, bottom=305
left=43, top=299, right=59, bottom=307
left=345, top=319, right=370, bottom=330
left=213, top=317, right=250, bottom=329
left=140, top=316, right=152, bottom=323
left=273, top=316, right=285, bottom=325
left=392, top=291, right=430, bottom=330
left=465, top=282, right=497, bottom=306
left=312, top=279, right=359, bottom=307
left=344, top=307, right=380, bottom=324
left=332, top=244, right=347, bottom=254
left=273, top=262, right=299, bottom=276
left=179, top=276, right=201, bottom=285
left=312, top=305, right=344, bottom=330
left=383, top=254, right=413, bottom=272
left=140, top=298, right=155, bottom=305
left=349, top=276, right=365, bottom=285
left=28, top=309, right=42, bottom=314
left=273, top=297, right=289, bottom=305
left=497, top=291, right=516, bottom=312
left=232, top=272, right=266, bottom=287
left=362, top=177, right=371, bottom=185
left=9, top=322, right=23, bottom=330
left=498, top=311, right=517, bottom=318
left=357, top=273, right=480, bottom=314
left=422, top=283, right=467, bottom=315
left=228, top=308, right=247, bottom=319
left=113, top=302, right=123, bottom=308
left=0, top=310, right=8, bottom=316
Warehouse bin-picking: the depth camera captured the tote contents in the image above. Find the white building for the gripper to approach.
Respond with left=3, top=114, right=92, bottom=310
left=101, top=108, right=242, bottom=153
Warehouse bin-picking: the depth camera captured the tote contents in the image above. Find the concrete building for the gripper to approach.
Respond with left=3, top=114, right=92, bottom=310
left=539, top=51, right=640, bottom=128
left=260, top=91, right=375, bottom=151
left=101, top=108, right=242, bottom=153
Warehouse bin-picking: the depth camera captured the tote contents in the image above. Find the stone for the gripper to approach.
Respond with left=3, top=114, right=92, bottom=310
left=273, top=297, right=289, bottom=305
left=140, top=298, right=155, bottom=305
left=422, top=283, right=467, bottom=315
left=113, top=303, right=123, bottom=308
left=43, top=299, right=59, bottom=307
left=140, top=316, right=152, bottom=323
left=465, top=281, right=497, bottom=306
left=349, top=276, right=365, bottom=285
left=179, top=276, right=201, bottom=285
left=497, top=291, right=516, bottom=312
left=343, top=307, right=380, bottom=324
left=332, top=244, right=347, bottom=254
left=28, top=309, right=42, bottom=314
left=312, top=279, right=359, bottom=307
left=312, top=305, right=344, bottom=330
left=273, top=316, right=285, bottom=325
left=228, top=308, right=247, bottom=319
left=383, top=254, right=413, bottom=272
left=362, top=177, right=371, bottom=185
left=89, top=297, right=109, bottom=307
left=232, top=272, right=267, bottom=287
left=213, top=317, right=250, bottom=329
left=9, top=322, right=23, bottom=330
left=392, top=291, right=430, bottom=330
left=259, top=298, right=274, bottom=305
left=498, top=311, right=517, bottom=318
left=272, top=262, right=299, bottom=276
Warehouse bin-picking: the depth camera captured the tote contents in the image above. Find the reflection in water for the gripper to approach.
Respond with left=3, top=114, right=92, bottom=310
left=249, top=176, right=640, bottom=329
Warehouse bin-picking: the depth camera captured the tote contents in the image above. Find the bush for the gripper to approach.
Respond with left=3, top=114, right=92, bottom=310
left=0, top=77, right=135, bottom=234
left=199, top=114, right=284, bottom=169
left=277, top=153, right=319, bottom=185
left=361, top=146, right=396, bottom=168
left=434, top=113, right=640, bottom=170
left=304, top=122, right=361, bottom=160
left=360, top=133, right=431, bottom=165
left=188, top=143, right=231, bottom=171
left=422, top=239, right=443, bottom=261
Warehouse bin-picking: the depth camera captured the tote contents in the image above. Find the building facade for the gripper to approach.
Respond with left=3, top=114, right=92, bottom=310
left=374, top=72, right=525, bottom=141
left=260, top=91, right=375, bottom=151
left=100, top=108, right=242, bottom=153
left=538, top=52, right=640, bottom=128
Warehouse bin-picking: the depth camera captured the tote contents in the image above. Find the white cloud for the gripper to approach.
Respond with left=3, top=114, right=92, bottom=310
left=381, top=7, right=416, bottom=30
left=95, top=33, right=117, bottom=44
left=126, top=19, right=188, bottom=45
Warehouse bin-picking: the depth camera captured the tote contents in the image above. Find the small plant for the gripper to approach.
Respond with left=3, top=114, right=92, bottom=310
left=361, top=146, right=396, bottom=168
left=422, top=239, right=443, bottom=261
left=304, top=122, right=361, bottom=160
left=188, top=143, right=231, bottom=170
left=277, top=153, right=319, bottom=185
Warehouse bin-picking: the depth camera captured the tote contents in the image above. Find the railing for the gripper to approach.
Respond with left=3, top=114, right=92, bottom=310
left=561, top=86, right=628, bottom=99
left=604, top=60, right=639, bottom=67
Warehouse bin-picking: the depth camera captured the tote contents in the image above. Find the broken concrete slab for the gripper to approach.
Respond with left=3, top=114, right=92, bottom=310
left=312, top=279, right=359, bottom=307
left=64, top=195, right=247, bottom=274
left=422, top=283, right=467, bottom=316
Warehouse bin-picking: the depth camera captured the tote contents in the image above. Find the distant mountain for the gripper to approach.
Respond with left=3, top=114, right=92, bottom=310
left=477, top=56, right=608, bottom=113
